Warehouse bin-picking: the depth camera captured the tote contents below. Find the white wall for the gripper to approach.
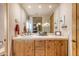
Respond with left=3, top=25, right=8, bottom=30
left=0, top=4, right=5, bottom=42
left=54, top=3, right=72, bottom=55
left=0, top=3, right=6, bottom=47
left=8, top=4, right=28, bottom=55
left=54, top=6, right=60, bottom=31
left=20, top=6, right=27, bottom=33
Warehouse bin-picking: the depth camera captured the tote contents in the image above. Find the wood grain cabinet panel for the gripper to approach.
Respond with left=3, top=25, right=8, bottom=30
left=54, top=40, right=61, bottom=56
left=46, top=40, right=55, bottom=56
left=61, top=40, right=68, bottom=56
left=35, top=40, right=45, bottom=56
left=50, top=14, right=54, bottom=33
left=54, top=40, right=68, bottom=56
left=72, top=4, right=77, bottom=56
left=24, top=40, right=34, bottom=56
left=77, top=4, right=79, bottom=56
left=12, top=39, right=68, bottom=56
left=72, top=41, right=77, bottom=56
left=12, top=40, right=24, bottom=56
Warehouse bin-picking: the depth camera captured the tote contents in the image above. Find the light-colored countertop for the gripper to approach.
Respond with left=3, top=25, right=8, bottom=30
left=13, top=34, right=68, bottom=40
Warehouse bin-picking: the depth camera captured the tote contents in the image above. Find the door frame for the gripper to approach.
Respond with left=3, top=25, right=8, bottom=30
left=72, top=3, right=77, bottom=56
left=5, top=3, right=9, bottom=56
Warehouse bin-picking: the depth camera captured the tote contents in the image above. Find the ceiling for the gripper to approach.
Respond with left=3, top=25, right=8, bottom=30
left=21, top=3, right=60, bottom=16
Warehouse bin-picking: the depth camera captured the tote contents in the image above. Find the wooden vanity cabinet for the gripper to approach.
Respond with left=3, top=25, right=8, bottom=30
left=12, top=40, right=34, bottom=56
left=54, top=40, right=68, bottom=56
left=12, top=40, right=24, bottom=56
left=46, top=40, right=55, bottom=56
left=46, top=40, right=68, bottom=56
left=60, top=40, right=68, bottom=56
left=12, top=39, right=68, bottom=56
left=24, top=40, right=34, bottom=56
left=34, top=40, right=45, bottom=56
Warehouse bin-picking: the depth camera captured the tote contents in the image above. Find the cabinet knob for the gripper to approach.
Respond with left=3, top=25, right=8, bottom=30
left=72, top=40, right=76, bottom=43
left=61, top=43, right=63, bottom=46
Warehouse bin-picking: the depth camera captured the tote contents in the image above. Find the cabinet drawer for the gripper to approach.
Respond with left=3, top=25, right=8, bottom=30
left=35, top=40, right=45, bottom=56
left=35, top=40, right=45, bottom=45
left=46, top=40, right=55, bottom=56
left=35, top=40, right=45, bottom=49
left=35, top=49, right=45, bottom=56
left=24, top=49, right=34, bottom=56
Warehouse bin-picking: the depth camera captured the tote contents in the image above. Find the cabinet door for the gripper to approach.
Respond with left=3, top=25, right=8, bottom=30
left=35, top=40, right=45, bottom=56
left=24, top=40, right=34, bottom=56
left=55, top=40, right=68, bottom=56
left=12, top=40, right=24, bottom=56
left=54, top=40, right=61, bottom=56
left=60, top=40, right=68, bottom=56
left=46, top=40, right=55, bottom=56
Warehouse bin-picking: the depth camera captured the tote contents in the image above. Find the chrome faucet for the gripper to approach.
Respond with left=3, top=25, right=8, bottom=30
left=26, top=30, right=32, bottom=36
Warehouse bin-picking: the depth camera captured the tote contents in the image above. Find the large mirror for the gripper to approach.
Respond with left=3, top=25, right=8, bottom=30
left=20, top=3, right=60, bottom=33
left=26, top=16, right=54, bottom=33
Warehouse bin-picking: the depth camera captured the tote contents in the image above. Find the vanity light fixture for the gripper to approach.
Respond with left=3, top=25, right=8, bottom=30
left=28, top=5, right=31, bottom=8
left=48, top=5, right=52, bottom=8
left=36, top=23, right=41, bottom=27
left=38, top=5, right=42, bottom=8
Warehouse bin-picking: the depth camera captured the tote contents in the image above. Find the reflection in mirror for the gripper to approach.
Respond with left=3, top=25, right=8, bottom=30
left=27, top=16, right=52, bottom=33
left=33, top=17, right=42, bottom=33
left=20, top=3, right=60, bottom=34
